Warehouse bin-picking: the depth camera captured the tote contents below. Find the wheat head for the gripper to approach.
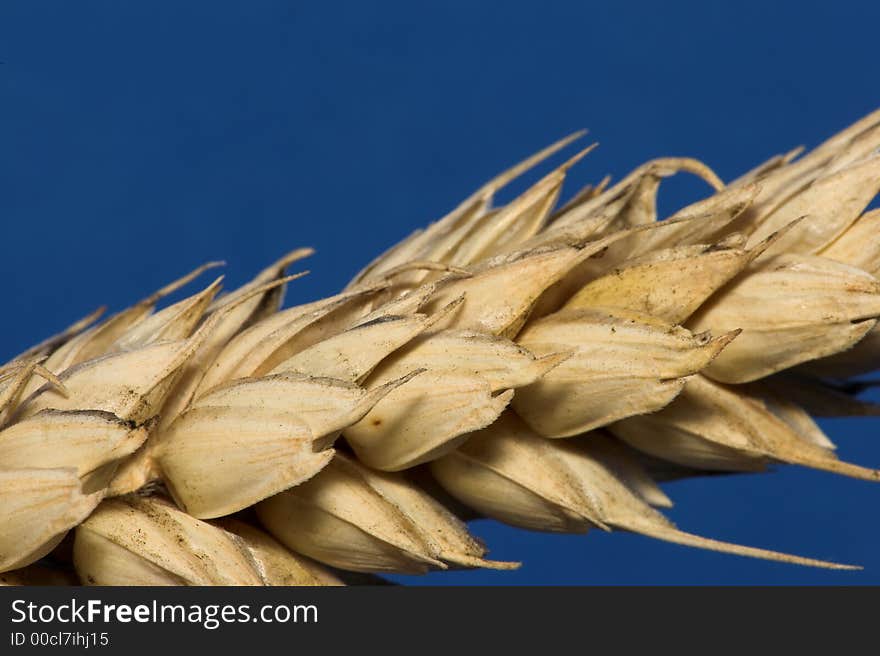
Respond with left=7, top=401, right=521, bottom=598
left=2, top=110, right=880, bottom=584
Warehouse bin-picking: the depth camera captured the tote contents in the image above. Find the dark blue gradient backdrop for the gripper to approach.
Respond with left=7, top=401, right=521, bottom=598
left=2, top=2, right=879, bottom=585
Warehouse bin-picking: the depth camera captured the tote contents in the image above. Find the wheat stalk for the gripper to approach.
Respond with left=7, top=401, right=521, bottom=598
left=2, top=110, right=880, bottom=585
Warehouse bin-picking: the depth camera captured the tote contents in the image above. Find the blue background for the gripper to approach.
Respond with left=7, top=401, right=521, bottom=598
left=2, top=2, right=879, bottom=585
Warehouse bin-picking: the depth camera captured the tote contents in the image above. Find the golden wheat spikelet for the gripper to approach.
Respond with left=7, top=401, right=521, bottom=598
left=2, top=109, right=880, bottom=584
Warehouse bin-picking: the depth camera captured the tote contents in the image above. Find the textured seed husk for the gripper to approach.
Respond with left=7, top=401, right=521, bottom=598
left=0, top=467, right=102, bottom=573
left=111, top=277, right=223, bottom=351
left=610, top=374, right=880, bottom=481
left=477, top=152, right=589, bottom=257
left=334, top=324, right=551, bottom=471
left=555, top=434, right=858, bottom=569
left=530, top=199, right=755, bottom=319
left=609, top=158, right=723, bottom=228
left=596, top=442, right=675, bottom=509
left=431, top=422, right=850, bottom=569
left=105, top=273, right=311, bottom=496
left=341, top=456, right=519, bottom=570
left=191, top=370, right=421, bottom=450
left=320, top=322, right=552, bottom=471
left=74, top=528, right=187, bottom=585
left=216, top=519, right=344, bottom=586
left=688, top=253, right=880, bottom=383
left=626, top=184, right=759, bottom=256
left=155, top=405, right=333, bottom=519
left=757, top=393, right=837, bottom=451
left=154, top=266, right=311, bottom=434
left=447, top=146, right=594, bottom=267
left=105, top=443, right=161, bottom=498
left=256, top=455, right=446, bottom=574
left=344, top=370, right=514, bottom=471
left=194, top=298, right=341, bottom=393
left=706, top=320, right=875, bottom=384
left=526, top=201, right=617, bottom=253
left=823, top=122, right=880, bottom=175
left=431, top=413, right=671, bottom=523
left=532, top=160, right=728, bottom=282
left=421, top=229, right=641, bottom=338
left=421, top=246, right=586, bottom=337
left=527, top=174, right=638, bottom=250
left=355, top=276, right=447, bottom=324
left=195, top=286, right=383, bottom=394
left=17, top=338, right=198, bottom=425
left=0, top=409, right=148, bottom=477
left=550, top=157, right=724, bottom=234
left=561, top=233, right=765, bottom=324
left=805, top=208, right=880, bottom=377
left=820, top=208, right=880, bottom=276
left=513, top=307, right=737, bottom=436
left=724, top=108, right=880, bottom=229
left=430, top=411, right=607, bottom=532
left=0, top=362, right=54, bottom=427
left=547, top=179, right=754, bottom=262
left=19, top=263, right=223, bottom=402
left=364, top=328, right=568, bottom=393
left=348, top=131, right=587, bottom=288
left=799, top=327, right=880, bottom=378
left=73, top=497, right=265, bottom=585
left=551, top=175, right=611, bottom=218
left=347, top=215, right=473, bottom=294
left=744, top=155, right=880, bottom=257
left=21, top=279, right=329, bottom=428
left=266, top=311, right=443, bottom=382
left=610, top=409, right=770, bottom=474
left=208, top=247, right=313, bottom=317
left=746, top=373, right=880, bottom=418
